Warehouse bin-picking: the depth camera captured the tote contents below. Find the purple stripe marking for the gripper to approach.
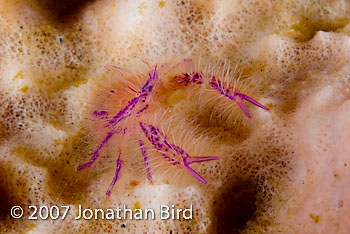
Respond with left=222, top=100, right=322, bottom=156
left=106, top=150, right=123, bottom=197
left=139, top=122, right=219, bottom=184
left=105, top=67, right=159, bottom=128
left=139, top=139, right=152, bottom=183
left=78, top=129, right=118, bottom=170
left=209, top=76, right=269, bottom=118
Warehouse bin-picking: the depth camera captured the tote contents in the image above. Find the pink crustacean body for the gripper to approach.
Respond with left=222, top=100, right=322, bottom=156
left=172, top=63, right=270, bottom=119
left=78, top=66, right=160, bottom=197
left=78, top=59, right=269, bottom=197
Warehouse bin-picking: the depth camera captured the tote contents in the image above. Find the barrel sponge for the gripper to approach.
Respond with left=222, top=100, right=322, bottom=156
left=0, top=0, right=350, bottom=233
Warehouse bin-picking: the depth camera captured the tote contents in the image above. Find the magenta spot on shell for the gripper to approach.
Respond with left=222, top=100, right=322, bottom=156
left=176, top=72, right=204, bottom=86
left=136, top=104, right=149, bottom=116
left=93, top=110, right=108, bottom=117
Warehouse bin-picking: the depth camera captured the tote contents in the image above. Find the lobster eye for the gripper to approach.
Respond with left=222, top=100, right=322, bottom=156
left=135, top=92, right=141, bottom=97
